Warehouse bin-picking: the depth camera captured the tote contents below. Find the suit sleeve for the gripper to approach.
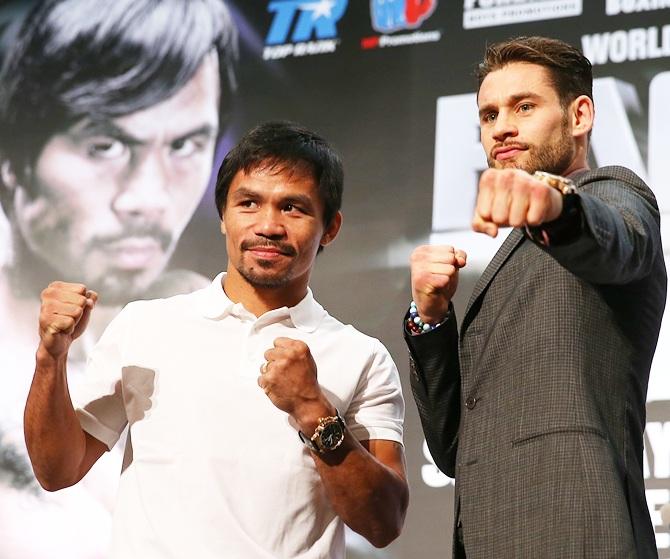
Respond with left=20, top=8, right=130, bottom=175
left=404, top=306, right=460, bottom=477
left=540, top=167, right=662, bottom=285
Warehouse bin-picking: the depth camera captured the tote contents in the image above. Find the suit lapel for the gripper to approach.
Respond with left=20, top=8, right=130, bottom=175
left=464, top=228, right=525, bottom=321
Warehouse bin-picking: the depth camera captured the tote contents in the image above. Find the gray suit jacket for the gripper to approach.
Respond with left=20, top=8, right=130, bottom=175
left=407, top=166, right=666, bottom=558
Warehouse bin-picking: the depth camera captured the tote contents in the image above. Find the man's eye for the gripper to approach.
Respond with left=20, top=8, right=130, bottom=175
left=482, top=113, right=496, bottom=123
left=519, top=103, right=533, bottom=112
left=171, top=138, right=203, bottom=158
left=86, top=139, right=125, bottom=159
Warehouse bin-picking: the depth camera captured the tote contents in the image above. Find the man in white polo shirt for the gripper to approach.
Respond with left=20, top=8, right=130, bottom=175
left=24, top=121, right=408, bottom=558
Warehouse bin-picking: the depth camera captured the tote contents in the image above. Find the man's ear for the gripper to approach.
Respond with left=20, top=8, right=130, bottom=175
left=1, top=160, right=19, bottom=191
left=570, top=95, right=594, bottom=140
left=220, top=218, right=227, bottom=236
left=320, top=211, right=343, bottom=247
left=0, top=160, right=22, bottom=215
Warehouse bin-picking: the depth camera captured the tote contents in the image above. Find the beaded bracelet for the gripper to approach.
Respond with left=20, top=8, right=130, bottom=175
left=406, top=301, right=444, bottom=335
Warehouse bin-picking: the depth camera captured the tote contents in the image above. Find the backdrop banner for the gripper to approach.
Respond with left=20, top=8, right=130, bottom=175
left=1, top=1, right=669, bottom=557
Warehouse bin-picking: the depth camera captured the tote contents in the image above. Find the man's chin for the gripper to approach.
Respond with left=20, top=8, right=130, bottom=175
left=489, top=158, right=525, bottom=171
left=90, top=270, right=159, bottom=306
left=239, top=268, right=290, bottom=289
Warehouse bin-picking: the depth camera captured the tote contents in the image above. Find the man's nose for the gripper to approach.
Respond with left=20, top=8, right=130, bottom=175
left=492, top=112, right=518, bottom=141
left=255, top=206, right=286, bottom=238
left=111, top=151, right=170, bottom=219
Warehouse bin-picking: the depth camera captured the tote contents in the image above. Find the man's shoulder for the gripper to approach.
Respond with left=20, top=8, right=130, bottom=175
left=318, top=309, right=391, bottom=357
left=142, top=269, right=211, bottom=299
left=577, top=165, right=658, bottom=207
left=122, top=274, right=212, bottom=319
left=578, top=165, right=645, bottom=185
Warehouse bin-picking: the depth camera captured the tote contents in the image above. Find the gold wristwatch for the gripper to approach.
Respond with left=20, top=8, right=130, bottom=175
left=533, top=170, right=576, bottom=195
left=526, top=171, right=581, bottom=247
left=298, top=410, right=346, bottom=453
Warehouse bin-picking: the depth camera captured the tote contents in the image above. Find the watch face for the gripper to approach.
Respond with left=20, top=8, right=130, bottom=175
left=320, top=421, right=345, bottom=450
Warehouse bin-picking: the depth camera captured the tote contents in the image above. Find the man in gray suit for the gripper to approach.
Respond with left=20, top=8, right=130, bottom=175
left=406, top=36, right=666, bottom=558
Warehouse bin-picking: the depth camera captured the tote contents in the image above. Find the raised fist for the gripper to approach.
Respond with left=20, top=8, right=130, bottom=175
left=258, top=338, right=331, bottom=427
left=410, top=245, right=466, bottom=324
left=39, top=281, right=97, bottom=359
left=473, top=168, right=563, bottom=237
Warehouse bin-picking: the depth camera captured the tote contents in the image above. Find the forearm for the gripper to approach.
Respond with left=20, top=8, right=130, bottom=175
left=544, top=187, right=661, bottom=284
left=24, top=345, right=87, bottom=491
left=405, top=309, right=461, bottom=476
left=311, top=436, right=408, bottom=548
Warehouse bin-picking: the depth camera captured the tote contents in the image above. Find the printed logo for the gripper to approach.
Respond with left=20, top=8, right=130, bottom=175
left=263, top=0, right=348, bottom=60
left=462, top=0, right=582, bottom=30
left=362, top=0, right=441, bottom=51
left=370, top=0, right=437, bottom=33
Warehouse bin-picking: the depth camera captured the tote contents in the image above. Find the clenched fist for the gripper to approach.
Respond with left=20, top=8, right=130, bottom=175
left=39, top=282, right=97, bottom=359
left=258, top=338, right=333, bottom=428
left=410, top=245, right=467, bottom=325
left=473, top=168, right=563, bottom=237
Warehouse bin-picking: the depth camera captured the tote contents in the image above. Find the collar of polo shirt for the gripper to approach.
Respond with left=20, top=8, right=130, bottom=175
left=197, top=272, right=326, bottom=333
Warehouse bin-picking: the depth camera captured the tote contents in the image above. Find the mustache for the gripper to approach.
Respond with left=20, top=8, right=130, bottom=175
left=241, top=239, right=296, bottom=256
left=89, top=225, right=173, bottom=251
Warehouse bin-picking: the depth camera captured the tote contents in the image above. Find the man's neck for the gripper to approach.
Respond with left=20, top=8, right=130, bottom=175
left=222, top=269, right=308, bottom=317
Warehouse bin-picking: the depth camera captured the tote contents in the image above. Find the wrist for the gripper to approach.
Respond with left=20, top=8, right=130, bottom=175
left=293, top=397, right=337, bottom=436
left=406, top=301, right=448, bottom=335
left=35, top=343, right=68, bottom=367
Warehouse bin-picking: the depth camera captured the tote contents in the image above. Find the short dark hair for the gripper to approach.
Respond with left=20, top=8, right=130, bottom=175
left=215, top=121, right=344, bottom=228
left=0, top=0, right=237, bottom=181
left=476, top=36, right=592, bottom=108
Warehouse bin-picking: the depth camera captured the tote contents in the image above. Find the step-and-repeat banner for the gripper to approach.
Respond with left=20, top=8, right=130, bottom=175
left=1, top=1, right=668, bottom=557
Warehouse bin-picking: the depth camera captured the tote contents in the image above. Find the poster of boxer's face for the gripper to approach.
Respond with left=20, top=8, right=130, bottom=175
left=1, top=1, right=669, bottom=557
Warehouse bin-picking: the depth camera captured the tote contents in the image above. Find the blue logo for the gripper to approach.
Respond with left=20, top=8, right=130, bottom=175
left=266, top=0, right=349, bottom=45
left=370, top=0, right=437, bottom=34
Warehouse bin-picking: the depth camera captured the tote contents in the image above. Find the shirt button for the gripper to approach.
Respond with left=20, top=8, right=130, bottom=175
left=465, top=396, right=477, bottom=410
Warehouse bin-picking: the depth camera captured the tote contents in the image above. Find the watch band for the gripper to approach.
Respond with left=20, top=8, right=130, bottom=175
left=532, top=170, right=576, bottom=195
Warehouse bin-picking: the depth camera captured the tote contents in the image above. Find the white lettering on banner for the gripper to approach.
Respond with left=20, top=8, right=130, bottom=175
left=431, top=72, right=670, bottom=233
left=421, top=439, right=453, bottom=487
left=606, top=0, right=670, bottom=15
left=647, top=489, right=670, bottom=548
left=463, top=0, right=582, bottom=29
left=582, top=26, right=670, bottom=64
left=262, top=40, right=338, bottom=60
left=645, top=422, right=670, bottom=479
left=432, top=93, right=486, bottom=231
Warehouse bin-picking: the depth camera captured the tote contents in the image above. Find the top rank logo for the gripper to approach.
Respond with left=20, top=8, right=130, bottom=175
left=264, top=0, right=348, bottom=60
left=370, top=0, right=438, bottom=33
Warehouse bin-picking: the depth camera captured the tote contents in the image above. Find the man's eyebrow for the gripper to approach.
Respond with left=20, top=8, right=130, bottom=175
left=229, top=187, right=260, bottom=200
left=71, top=120, right=143, bottom=145
left=69, top=121, right=218, bottom=145
left=478, top=92, right=542, bottom=118
left=229, top=188, right=316, bottom=209
left=282, top=193, right=315, bottom=208
left=170, top=124, right=218, bottom=143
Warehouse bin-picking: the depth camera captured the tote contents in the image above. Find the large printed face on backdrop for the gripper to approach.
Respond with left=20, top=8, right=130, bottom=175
left=478, top=62, right=577, bottom=175
left=220, top=164, right=341, bottom=298
left=6, top=53, right=221, bottom=305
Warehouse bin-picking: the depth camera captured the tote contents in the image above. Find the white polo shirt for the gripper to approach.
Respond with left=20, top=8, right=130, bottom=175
left=73, top=273, right=404, bottom=559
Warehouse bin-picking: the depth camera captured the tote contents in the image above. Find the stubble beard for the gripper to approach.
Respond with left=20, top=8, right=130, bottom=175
left=237, top=260, right=293, bottom=289
left=488, top=115, right=576, bottom=176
